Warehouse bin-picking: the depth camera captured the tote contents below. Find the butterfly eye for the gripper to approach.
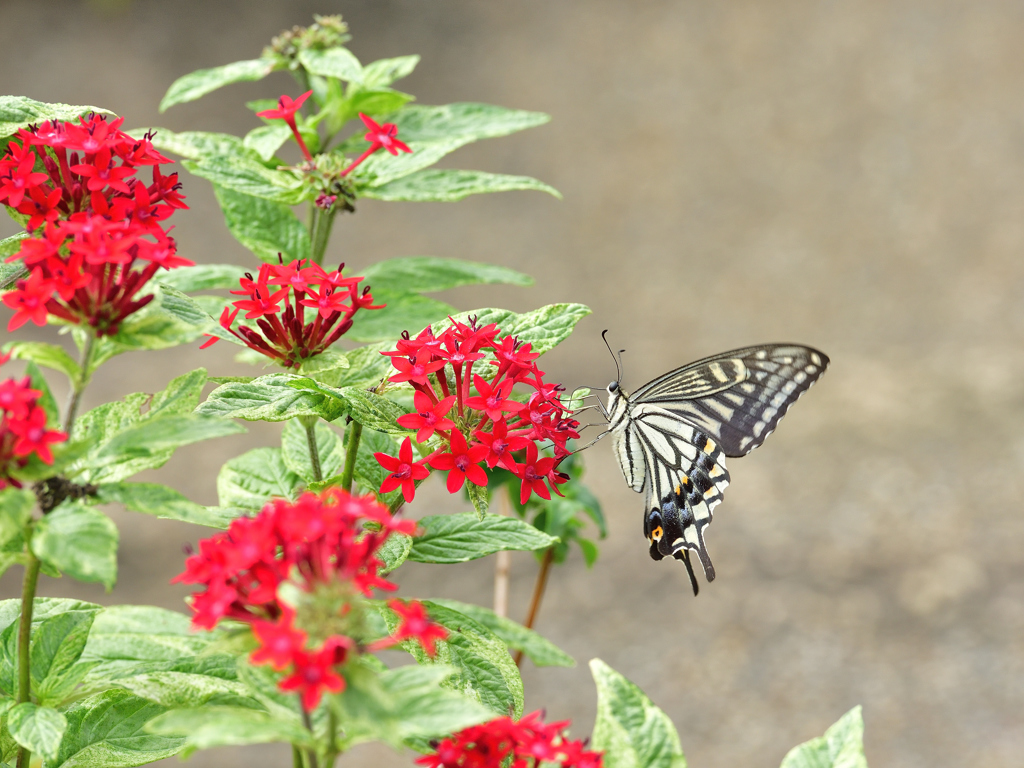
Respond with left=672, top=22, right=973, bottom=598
left=607, top=381, right=619, bottom=393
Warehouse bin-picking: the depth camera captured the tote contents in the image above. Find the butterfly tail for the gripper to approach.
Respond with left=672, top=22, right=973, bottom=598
left=673, top=549, right=700, bottom=596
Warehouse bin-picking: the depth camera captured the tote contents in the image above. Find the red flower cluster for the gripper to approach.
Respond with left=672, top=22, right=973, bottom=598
left=173, top=489, right=446, bottom=710
left=375, top=318, right=580, bottom=504
left=199, top=258, right=383, bottom=367
left=0, top=114, right=190, bottom=335
left=0, top=353, right=67, bottom=489
left=416, top=710, right=603, bottom=768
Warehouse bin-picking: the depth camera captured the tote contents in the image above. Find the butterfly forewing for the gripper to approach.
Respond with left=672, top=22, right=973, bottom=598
left=632, top=344, right=829, bottom=457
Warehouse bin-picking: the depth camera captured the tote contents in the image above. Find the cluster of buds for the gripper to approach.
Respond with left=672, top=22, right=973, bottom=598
left=200, top=258, right=382, bottom=367
left=0, top=114, right=190, bottom=335
left=0, top=353, right=66, bottom=489
left=417, top=710, right=603, bottom=768
left=375, top=318, right=581, bottom=505
left=173, top=489, right=447, bottom=710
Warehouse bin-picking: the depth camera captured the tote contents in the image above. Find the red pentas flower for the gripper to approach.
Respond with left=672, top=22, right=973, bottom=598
left=257, top=91, right=314, bottom=161
left=375, top=318, right=580, bottom=504
left=172, top=489, right=446, bottom=711
left=0, top=115, right=191, bottom=336
left=0, top=354, right=67, bottom=490
left=416, top=710, right=603, bottom=768
left=199, top=257, right=383, bottom=367
left=341, top=112, right=413, bottom=176
left=368, top=599, right=449, bottom=657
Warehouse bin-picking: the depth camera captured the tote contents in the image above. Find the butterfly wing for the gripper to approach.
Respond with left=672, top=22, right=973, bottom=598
left=631, top=344, right=829, bottom=457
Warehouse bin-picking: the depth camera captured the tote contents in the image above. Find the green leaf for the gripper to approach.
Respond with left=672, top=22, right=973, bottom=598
left=281, top=418, right=345, bottom=483
left=590, top=658, right=687, bottom=768
left=81, top=606, right=214, bottom=681
left=31, top=502, right=119, bottom=590
left=360, top=256, right=532, bottom=293
left=317, top=343, right=392, bottom=390
left=333, top=661, right=490, bottom=750
left=96, top=482, right=237, bottom=529
left=0, top=96, right=111, bottom=139
left=365, top=168, right=560, bottom=202
left=438, top=303, right=592, bottom=356
left=182, top=157, right=305, bottom=205
left=242, top=122, right=292, bottom=162
left=377, top=532, right=412, bottom=576
left=140, top=128, right=253, bottom=163
left=0, top=233, right=28, bottom=287
left=391, top=102, right=551, bottom=142
left=159, top=58, right=276, bottom=112
left=0, top=488, right=33, bottom=550
left=410, top=513, right=558, bottom=564
left=54, top=689, right=183, bottom=767
left=217, top=447, right=301, bottom=511
left=7, top=703, right=67, bottom=763
left=145, top=706, right=313, bottom=752
left=353, top=137, right=472, bottom=188
left=296, top=349, right=349, bottom=381
left=298, top=47, right=363, bottom=83
left=89, top=290, right=209, bottom=364
left=780, top=706, right=867, bottom=768
left=1, top=341, right=80, bottom=381
left=154, top=263, right=244, bottom=293
left=198, top=374, right=344, bottom=423
left=213, top=184, right=311, bottom=263
left=29, top=609, right=98, bottom=705
left=109, top=671, right=257, bottom=710
left=361, top=55, right=420, bottom=89
left=346, top=289, right=455, bottom=343
left=79, top=415, right=244, bottom=484
left=299, top=383, right=410, bottom=434
left=346, top=88, right=415, bottom=118
left=384, top=601, right=524, bottom=718
left=430, top=599, right=574, bottom=668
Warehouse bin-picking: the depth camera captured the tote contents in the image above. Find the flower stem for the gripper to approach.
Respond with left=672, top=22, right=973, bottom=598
left=309, top=205, right=337, bottom=266
left=300, top=705, right=318, bottom=768
left=340, top=420, right=363, bottom=493
left=300, top=415, right=324, bottom=483
left=494, top=490, right=511, bottom=618
left=513, top=547, right=554, bottom=668
left=324, top=707, right=339, bottom=767
left=15, top=550, right=41, bottom=768
left=63, top=332, right=95, bottom=433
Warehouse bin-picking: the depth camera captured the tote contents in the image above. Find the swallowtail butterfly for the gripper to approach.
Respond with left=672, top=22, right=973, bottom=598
left=596, top=338, right=828, bottom=595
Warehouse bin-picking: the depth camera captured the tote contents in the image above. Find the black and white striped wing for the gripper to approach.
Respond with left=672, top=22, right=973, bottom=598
left=631, top=344, right=829, bottom=457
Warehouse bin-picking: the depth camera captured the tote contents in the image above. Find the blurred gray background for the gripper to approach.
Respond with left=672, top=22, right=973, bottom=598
left=2, top=1, right=1023, bottom=766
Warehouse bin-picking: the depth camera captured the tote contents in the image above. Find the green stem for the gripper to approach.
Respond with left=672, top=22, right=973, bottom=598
left=63, top=332, right=96, bottom=434
left=293, top=745, right=305, bottom=768
left=324, top=707, right=339, bottom=767
left=309, top=205, right=337, bottom=266
left=513, top=547, right=555, bottom=668
left=300, top=415, right=324, bottom=483
left=300, top=705, right=318, bottom=768
left=339, top=420, right=362, bottom=493
left=15, top=551, right=41, bottom=768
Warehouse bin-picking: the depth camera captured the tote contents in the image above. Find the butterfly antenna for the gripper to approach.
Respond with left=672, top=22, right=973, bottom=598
left=602, top=330, right=624, bottom=383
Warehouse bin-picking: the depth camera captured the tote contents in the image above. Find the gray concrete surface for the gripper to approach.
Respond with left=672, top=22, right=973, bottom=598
left=2, top=1, right=1023, bottom=766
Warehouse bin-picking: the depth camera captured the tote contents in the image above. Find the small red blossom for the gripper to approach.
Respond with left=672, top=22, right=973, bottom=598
left=428, top=429, right=490, bottom=493
left=369, top=599, right=448, bottom=657
left=397, top=391, right=457, bottom=443
left=517, top=442, right=557, bottom=505
left=278, top=636, right=351, bottom=711
left=340, top=112, right=413, bottom=176
left=3, top=269, right=55, bottom=331
left=376, top=437, right=431, bottom=503
left=257, top=91, right=314, bottom=161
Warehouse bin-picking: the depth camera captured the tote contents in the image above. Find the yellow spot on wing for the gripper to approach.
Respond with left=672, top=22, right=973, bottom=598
left=704, top=438, right=716, bottom=453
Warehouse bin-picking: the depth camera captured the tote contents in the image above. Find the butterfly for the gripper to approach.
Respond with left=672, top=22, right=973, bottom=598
left=592, top=337, right=829, bottom=595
